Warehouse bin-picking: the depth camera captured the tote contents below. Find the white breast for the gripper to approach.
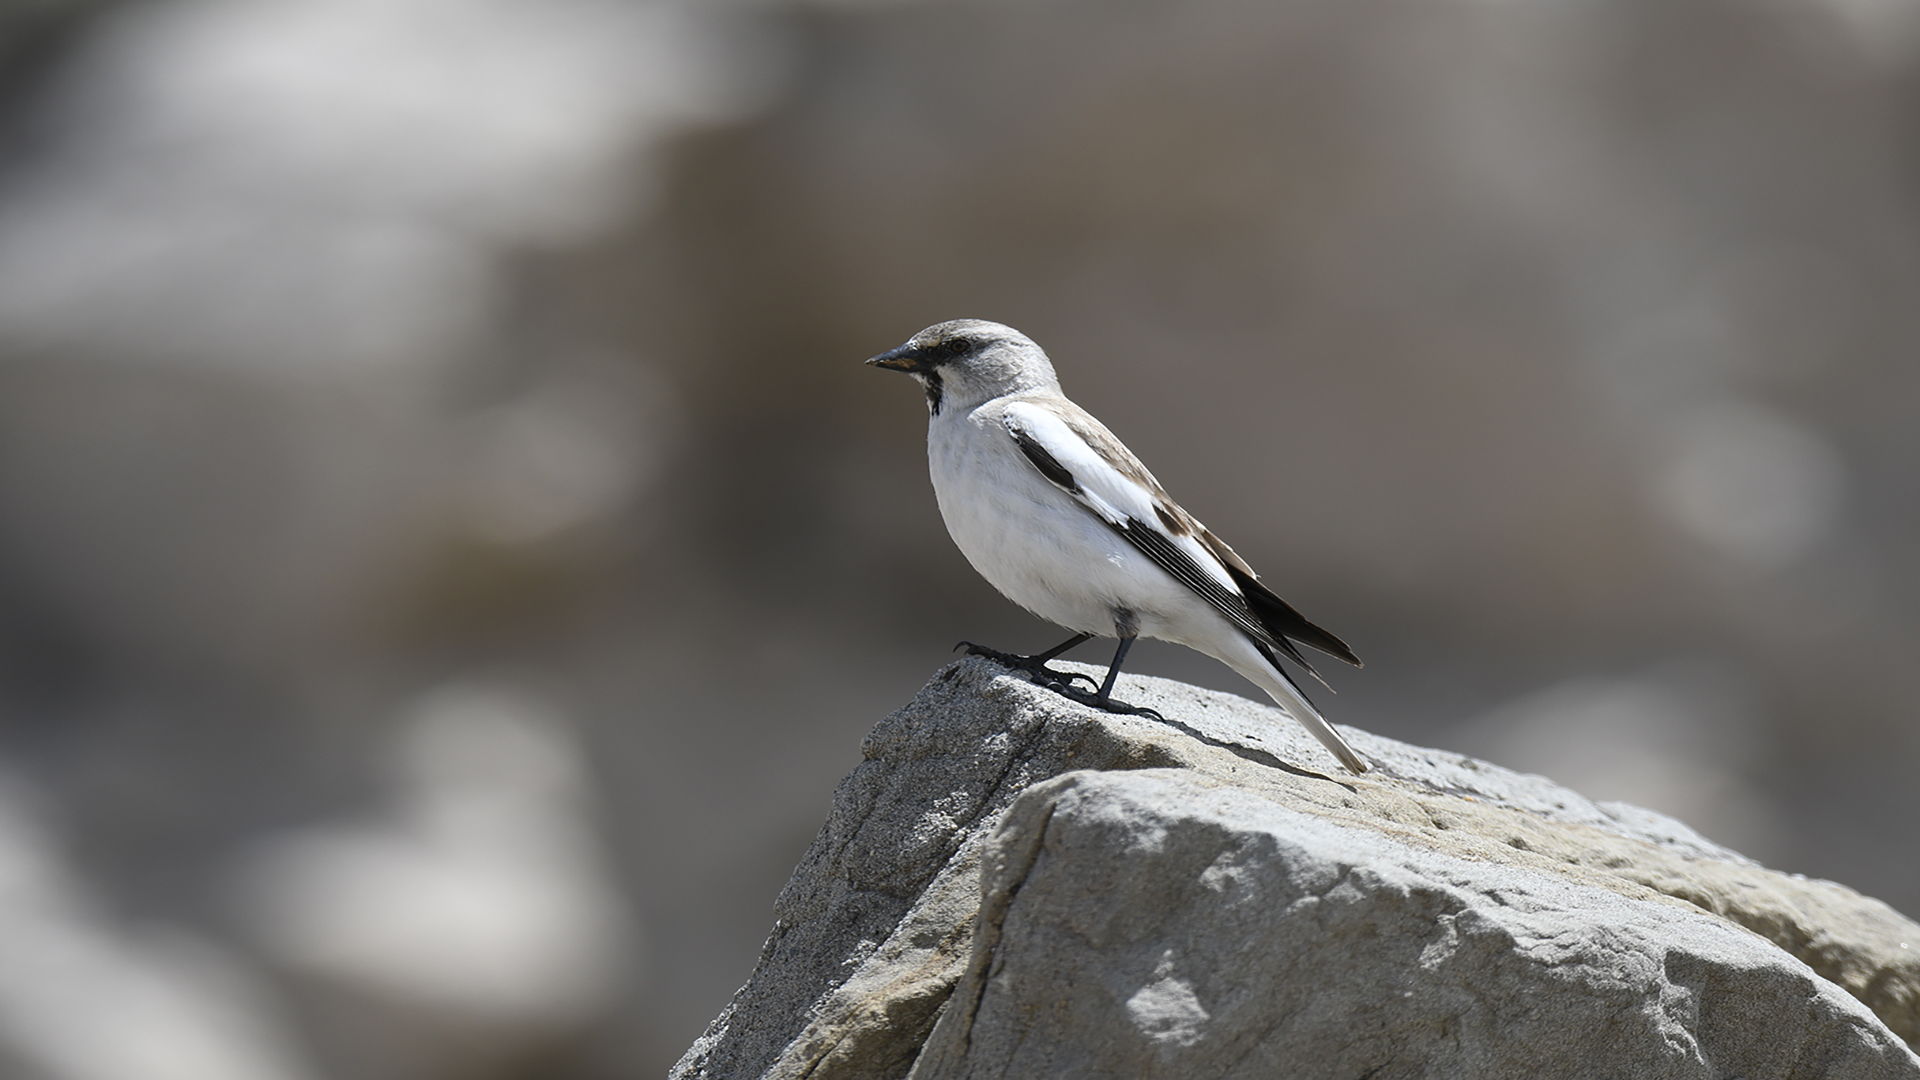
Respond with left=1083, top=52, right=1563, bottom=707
left=926, top=400, right=1225, bottom=643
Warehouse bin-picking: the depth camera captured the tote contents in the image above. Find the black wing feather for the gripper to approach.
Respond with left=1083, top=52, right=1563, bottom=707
left=1217, top=560, right=1363, bottom=669
left=1008, top=419, right=1357, bottom=678
left=1112, top=519, right=1277, bottom=652
left=1007, top=425, right=1079, bottom=492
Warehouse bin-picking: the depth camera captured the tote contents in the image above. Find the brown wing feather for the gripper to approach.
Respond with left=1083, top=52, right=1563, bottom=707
left=1055, top=410, right=1173, bottom=500
left=1038, top=398, right=1362, bottom=671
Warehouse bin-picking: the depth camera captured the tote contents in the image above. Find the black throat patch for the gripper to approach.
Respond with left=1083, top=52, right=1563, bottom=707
left=923, top=372, right=945, bottom=416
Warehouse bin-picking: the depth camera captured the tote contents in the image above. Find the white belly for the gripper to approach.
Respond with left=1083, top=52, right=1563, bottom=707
left=927, top=406, right=1228, bottom=644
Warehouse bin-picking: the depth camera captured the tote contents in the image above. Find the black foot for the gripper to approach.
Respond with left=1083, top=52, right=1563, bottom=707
left=955, top=641, right=1098, bottom=692
left=955, top=641, right=1162, bottom=720
left=1054, top=683, right=1165, bottom=721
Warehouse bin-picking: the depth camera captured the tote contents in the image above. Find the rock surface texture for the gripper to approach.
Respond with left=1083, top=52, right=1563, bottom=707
left=672, top=659, right=1920, bottom=1080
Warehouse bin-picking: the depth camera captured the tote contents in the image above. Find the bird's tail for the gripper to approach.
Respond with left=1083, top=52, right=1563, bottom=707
left=1228, top=643, right=1370, bottom=774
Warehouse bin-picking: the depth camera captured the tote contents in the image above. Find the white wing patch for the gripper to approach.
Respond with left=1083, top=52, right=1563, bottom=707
left=1001, top=401, right=1242, bottom=597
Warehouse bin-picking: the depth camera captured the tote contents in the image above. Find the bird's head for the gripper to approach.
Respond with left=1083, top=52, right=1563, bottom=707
left=866, top=319, right=1060, bottom=416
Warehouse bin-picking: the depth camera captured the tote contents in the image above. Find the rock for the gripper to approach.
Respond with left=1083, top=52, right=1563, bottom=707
left=671, top=659, right=1920, bottom=1080
left=917, top=770, right=1915, bottom=1079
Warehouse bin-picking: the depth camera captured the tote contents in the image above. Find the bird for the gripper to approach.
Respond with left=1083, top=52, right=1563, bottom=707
left=866, top=319, right=1370, bottom=774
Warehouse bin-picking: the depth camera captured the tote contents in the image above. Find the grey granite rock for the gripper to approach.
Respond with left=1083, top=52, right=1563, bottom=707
left=671, top=659, right=1920, bottom=1080
left=913, top=769, right=1916, bottom=1080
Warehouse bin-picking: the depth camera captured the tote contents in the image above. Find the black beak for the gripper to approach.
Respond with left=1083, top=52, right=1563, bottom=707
left=866, top=341, right=934, bottom=374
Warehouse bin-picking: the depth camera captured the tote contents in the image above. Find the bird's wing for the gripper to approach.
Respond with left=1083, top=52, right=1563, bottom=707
left=1195, top=526, right=1361, bottom=668
left=1000, top=399, right=1360, bottom=674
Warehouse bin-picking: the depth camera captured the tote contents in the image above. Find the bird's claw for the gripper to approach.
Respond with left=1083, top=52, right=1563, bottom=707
left=1057, top=686, right=1164, bottom=721
left=955, top=641, right=1099, bottom=690
left=960, top=643, right=1161, bottom=717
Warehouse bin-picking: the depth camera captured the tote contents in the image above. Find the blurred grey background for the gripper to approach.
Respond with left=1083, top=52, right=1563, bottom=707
left=0, top=0, right=1916, bottom=1075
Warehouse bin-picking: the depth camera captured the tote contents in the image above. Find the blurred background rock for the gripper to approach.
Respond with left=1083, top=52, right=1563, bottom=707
left=0, top=0, right=1914, bottom=1075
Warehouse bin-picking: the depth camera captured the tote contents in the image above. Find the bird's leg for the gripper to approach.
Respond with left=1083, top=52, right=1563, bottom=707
left=1094, top=635, right=1134, bottom=704
left=1080, top=634, right=1163, bottom=720
left=1031, top=632, right=1094, bottom=664
left=956, top=633, right=1098, bottom=690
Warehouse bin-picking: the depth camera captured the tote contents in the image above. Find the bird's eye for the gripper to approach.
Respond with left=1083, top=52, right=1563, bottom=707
left=944, top=338, right=972, bottom=356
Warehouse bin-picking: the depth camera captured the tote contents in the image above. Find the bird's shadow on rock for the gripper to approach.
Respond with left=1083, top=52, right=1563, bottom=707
left=964, top=655, right=1359, bottom=792
left=1154, top=713, right=1360, bottom=792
